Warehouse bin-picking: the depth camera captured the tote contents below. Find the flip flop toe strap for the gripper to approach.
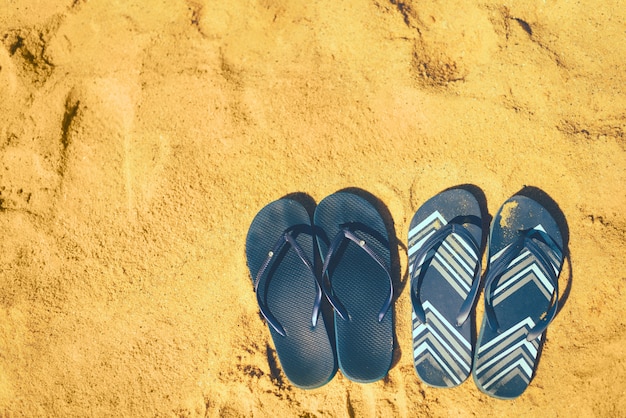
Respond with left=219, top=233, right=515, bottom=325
left=410, top=222, right=482, bottom=327
left=254, top=228, right=322, bottom=337
left=321, top=227, right=393, bottom=322
left=484, top=228, right=562, bottom=341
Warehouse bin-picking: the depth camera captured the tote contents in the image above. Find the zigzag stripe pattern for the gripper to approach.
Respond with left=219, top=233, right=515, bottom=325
left=412, top=302, right=472, bottom=385
left=408, top=211, right=478, bottom=299
left=408, top=211, right=447, bottom=256
left=409, top=211, right=479, bottom=386
left=475, top=224, right=561, bottom=393
left=474, top=317, right=540, bottom=390
left=489, top=225, right=560, bottom=309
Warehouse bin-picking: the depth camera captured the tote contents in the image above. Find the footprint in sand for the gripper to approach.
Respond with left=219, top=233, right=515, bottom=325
left=58, top=78, right=170, bottom=224
left=0, top=45, right=59, bottom=215
left=1, top=58, right=168, bottom=221
left=0, top=45, right=19, bottom=112
left=345, top=383, right=403, bottom=417
left=391, top=0, right=498, bottom=87
left=1, top=22, right=57, bottom=89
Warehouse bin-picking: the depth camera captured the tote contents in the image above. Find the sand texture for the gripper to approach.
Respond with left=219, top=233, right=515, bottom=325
left=1, top=0, right=625, bottom=416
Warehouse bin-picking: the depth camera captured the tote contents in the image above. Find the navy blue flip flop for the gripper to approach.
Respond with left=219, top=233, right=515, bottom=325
left=245, top=198, right=337, bottom=389
left=473, top=195, right=564, bottom=399
left=314, top=192, right=394, bottom=383
left=408, top=188, right=484, bottom=388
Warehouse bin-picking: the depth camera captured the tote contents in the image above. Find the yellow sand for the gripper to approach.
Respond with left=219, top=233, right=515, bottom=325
left=498, top=201, right=518, bottom=229
left=1, top=1, right=625, bottom=416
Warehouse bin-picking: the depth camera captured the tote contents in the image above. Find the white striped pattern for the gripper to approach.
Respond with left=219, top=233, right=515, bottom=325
left=408, top=211, right=447, bottom=257
left=475, top=224, right=561, bottom=395
left=489, top=226, right=559, bottom=309
left=412, top=302, right=473, bottom=386
left=474, top=317, right=539, bottom=390
left=409, top=212, right=477, bottom=299
left=409, top=211, right=479, bottom=386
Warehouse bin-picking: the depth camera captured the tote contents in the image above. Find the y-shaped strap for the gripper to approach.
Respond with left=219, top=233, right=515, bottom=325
left=254, top=228, right=322, bottom=337
left=321, top=227, right=393, bottom=322
left=483, top=227, right=562, bottom=341
left=410, top=221, right=482, bottom=327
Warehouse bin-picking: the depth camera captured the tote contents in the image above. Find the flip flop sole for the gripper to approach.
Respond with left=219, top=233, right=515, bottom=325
left=246, top=199, right=336, bottom=389
left=473, top=195, right=564, bottom=399
left=315, top=192, right=394, bottom=383
left=408, top=188, right=483, bottom=387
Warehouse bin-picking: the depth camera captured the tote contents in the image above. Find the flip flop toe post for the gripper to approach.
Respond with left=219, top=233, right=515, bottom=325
left=246, top=198, right=336, bottom=389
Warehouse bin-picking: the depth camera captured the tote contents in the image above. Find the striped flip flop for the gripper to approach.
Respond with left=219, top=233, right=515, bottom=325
left=245, top=198, right=337, bottom=389
left=473, top=195, right=564, bottom=399
left=408, top=188, right=484, bottom=388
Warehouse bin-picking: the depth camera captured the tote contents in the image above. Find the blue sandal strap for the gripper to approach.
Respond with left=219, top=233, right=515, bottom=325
left=321, top=227, right=393, bottom=322
left=484, top=228, right=562, bottom=341
left=254, top=227, right=322, bottom=337
left=410, top=220, right=482, bottom=327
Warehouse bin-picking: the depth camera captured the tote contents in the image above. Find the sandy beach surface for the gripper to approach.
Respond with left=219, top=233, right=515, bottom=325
left=1, top=0, right=625, bottom=416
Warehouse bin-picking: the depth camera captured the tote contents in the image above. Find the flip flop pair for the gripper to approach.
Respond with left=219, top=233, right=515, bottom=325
left=409, top=188, right=564, bottom=399
left=245, top=192, right=394, bottom=388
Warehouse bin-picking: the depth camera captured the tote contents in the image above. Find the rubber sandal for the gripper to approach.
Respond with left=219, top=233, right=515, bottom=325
left=314, top=192, right=394, bottom=383
left=245, top=198, right=337, bottom=389
left=408, top=188, right=484, bottom=388
left=473, top=195, right=564, bottom=399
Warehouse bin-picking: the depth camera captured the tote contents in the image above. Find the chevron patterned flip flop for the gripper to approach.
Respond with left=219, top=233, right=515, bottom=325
left=408, top=188, right=484, bottom=388
left=473, top=195, right=564, bottom=399
left=245, top=198, right=337, bottom=389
